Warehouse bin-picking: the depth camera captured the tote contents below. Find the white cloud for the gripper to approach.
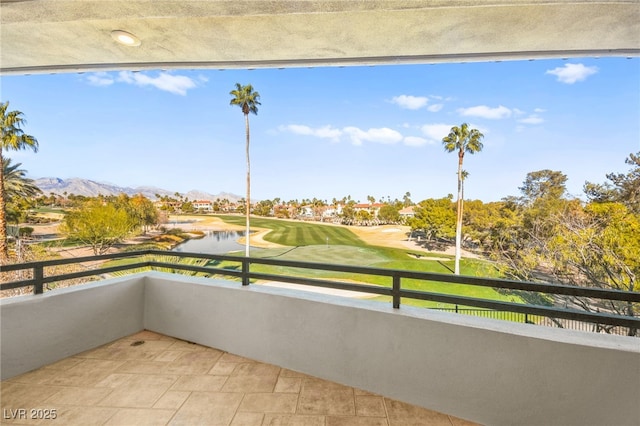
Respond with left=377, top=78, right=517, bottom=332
left=391, top=95, right=429, bottom=110
left=280, top=124, right=434, bottom=147
left=343, top=127, right=403, bottom=145
left=420, top=123, right=455, bottom=143
left=513, top=108, right=525, bottom=116
left=518, top=115, right=544, bottom=124
left=427, top=103, right=443, bottom=112
left=403, top=136, right=430, bottom=147
left=278, top=124, right=342, bottom=142
left=534, top=108, right=546, bottom=113
left=117, top=71, right=197, bottom=95
left=86, top=72, right=114, bottom=86
left=546, top=63, right=598, bottom=84
left=457, top=105, right=512, bottom=120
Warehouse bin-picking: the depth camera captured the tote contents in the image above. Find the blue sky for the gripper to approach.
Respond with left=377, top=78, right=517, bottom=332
left=1, top=57, right=638, bottom=203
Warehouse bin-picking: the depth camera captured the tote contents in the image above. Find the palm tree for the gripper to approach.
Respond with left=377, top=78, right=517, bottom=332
left=442, top=123, right=483, bottom=275
left=1, top=102, right=39, bottom=263
left=3, top=158, right=42, bottom=223
left=3, top=158, right=42, bottom=201
left=229, top=83, right=261, bottom=257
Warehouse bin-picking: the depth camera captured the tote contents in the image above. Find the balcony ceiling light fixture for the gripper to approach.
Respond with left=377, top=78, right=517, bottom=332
left=111, top=30, right=141, bottom=47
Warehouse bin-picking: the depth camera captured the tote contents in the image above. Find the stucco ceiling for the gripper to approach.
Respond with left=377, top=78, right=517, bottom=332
left=1, top=0, right=639, bottom=74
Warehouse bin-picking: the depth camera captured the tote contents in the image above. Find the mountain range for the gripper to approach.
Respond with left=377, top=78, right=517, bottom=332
left=34, top=177, right=242, bottom=203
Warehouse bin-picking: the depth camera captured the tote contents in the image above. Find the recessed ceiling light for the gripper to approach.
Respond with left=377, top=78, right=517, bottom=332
left=111, top=30, right=141, bottom=47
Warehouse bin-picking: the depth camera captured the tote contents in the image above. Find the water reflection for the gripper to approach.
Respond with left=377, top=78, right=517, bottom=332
left=172, top=230, right=247, bottom=254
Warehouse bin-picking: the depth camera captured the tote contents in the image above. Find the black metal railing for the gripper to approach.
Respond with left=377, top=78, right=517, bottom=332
left=1, top=249, right=639, bottom=336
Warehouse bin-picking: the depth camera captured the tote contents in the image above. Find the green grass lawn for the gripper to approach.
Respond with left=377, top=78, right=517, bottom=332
left=214, top=215, right=524, bottom=308
left=216, top=215, right=363, bottom=246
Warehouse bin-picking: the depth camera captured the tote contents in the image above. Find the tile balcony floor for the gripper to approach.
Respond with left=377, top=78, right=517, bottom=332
left=1, top=330, right=477, bottom=426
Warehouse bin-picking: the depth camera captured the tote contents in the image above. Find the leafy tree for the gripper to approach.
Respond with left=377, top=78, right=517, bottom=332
left=254, top=199, right=274, bottom=217
left=545, top=202, right=639, bottom=333
left=0, top=101, right=39, bottom=262
left=355, top=209, right=372, bottom=223
left=2, top=158, right=42, bottom=223
left=410, top=197, right=456, bottom=241
left=230, top=83, right=261, bottom=257
left=378, top=204, right=400, bottom=223
left=519, top=169, right=568, bottom=205
left=584, top=152, right=639, bottom=214
left=129, top=194, right=159, bottom=233
left=62, top=200, right=134, bottom=255
left=442, top=123, right=484, bottom=274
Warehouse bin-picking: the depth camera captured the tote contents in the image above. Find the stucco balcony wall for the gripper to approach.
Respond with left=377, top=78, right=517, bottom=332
left=2, top=272, right=639, bottom=425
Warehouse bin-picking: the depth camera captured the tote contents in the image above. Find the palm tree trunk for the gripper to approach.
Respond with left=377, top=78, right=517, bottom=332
left=245, top=113, right=251, bottom=257
left=0, top=149, right=7, bottom=264
left=455, top=151, right=464, bottom=275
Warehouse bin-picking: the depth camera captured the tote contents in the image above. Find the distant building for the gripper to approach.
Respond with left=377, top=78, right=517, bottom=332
left=353, top=203, right=385, bottom=218
left=192, top=200, right=213, bottom=211
left=399, top=206, right=415, bottom=218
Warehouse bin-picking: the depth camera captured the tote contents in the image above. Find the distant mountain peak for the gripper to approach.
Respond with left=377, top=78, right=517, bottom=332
left=34, top=177, right=241, bottom=202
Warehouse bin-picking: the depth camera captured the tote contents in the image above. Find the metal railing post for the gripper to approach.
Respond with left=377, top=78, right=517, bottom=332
left=33, top=264, right=44, bottom=295
left=242, top=258, right=250, bottom=286
left=392, top=273, right=400, bottom=309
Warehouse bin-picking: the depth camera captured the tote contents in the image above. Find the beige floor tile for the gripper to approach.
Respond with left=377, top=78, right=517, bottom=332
left=104, top=408, right=176, bottom=425
left=76, top=346, right=162, bottom=361
left=238, top=393, right=298, bottom=414
left=153, top=390, right=191, bottom=409
left=0, top=382, right=64, bottom=410
left=170, top=391, right=244, bottom=425
left=108, top=339, right=175, bottom=351
left=262, top=414, right=326, bottom=426
left=274, top=377, right=302, bottom=393
left=326, top=417, right=389, bottom=426
left=302, top=377, right=353, bottom=393
left=219, top=353, right=254, bottom=363
left=279, top=369, right=312, bottom=378
left=170, top=374, right=228, bottom=392
left=297, top=388, right=356, bottom=416
left=209, top=361, right=239, bottom=375
left=127, top=330, right=166, bottom=341
left=232, top=362, right=281, bottom=377
left=94, top=373, right=137, bottom=388
left=385, top=398, right=453, bottom=426
left=163, top=351, right=223, bottom=375
left=449, top=415, right=479, bottom=426
left=47, top=406, right=118, bottom=426
left=0, top=332, right=476, bottom=426
left=230, top=411, right=264, bottom=425
left=98, top=374, right=178, bottom=408
left=116, top=360, right=169, bottom=375
left=221, top=374, right=278, bottom=393
left=356, top=395, right=387, bottom=417
left=167, top=340, right=208, bottom=352
left=5, top=367, right=63, bottom=385
left=154, top=350, right=185, bottom=362
left=42, top=357, right=84, bottom=371
left=354, top=388, right=379, bottom=396
left=45, top=358, right=124, bottom=383
left=44, top=386, right=113, bottom=405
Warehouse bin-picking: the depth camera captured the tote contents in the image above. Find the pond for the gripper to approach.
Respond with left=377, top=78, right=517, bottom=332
left=172, top=230, right=248, bottom=255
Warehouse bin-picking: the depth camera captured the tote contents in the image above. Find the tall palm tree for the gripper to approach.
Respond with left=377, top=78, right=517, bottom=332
left=1, top=101, right=39, bottom=263
left=442, top=123, right=483, bottom=275
left=229, top=83, right=260, bottom=257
